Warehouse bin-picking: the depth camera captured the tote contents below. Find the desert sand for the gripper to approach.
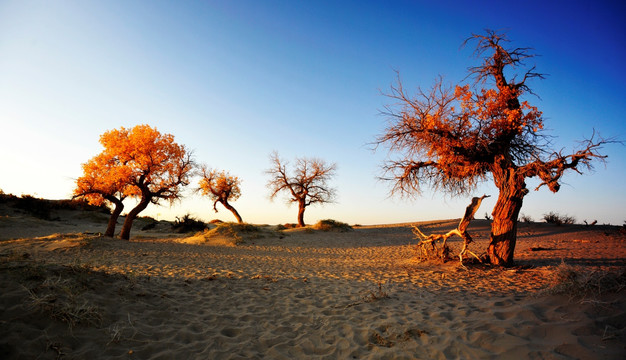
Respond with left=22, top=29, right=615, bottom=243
left=1, top=204, right=625, bottom=359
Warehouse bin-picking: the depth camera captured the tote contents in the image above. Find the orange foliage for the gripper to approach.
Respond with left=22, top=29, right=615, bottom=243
left=74, top=145, right=136, bottom=206
left=379, top=30, right=609, bottom=266
left=75, top=125, right=192, bottom=205
left=74, top=124, right=194, bottom=239
left=99, top=124, right=193, bottom=202
left=198, top=168, right=242, bottom=208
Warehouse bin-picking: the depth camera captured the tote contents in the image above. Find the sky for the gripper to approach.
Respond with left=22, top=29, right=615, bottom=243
left=1, top=0, right=625, bottom=226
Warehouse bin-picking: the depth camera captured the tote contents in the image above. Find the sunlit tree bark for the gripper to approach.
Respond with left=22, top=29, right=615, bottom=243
left=266, top=152, right=337, bottom=227
left=377, top=30, right=611, bottom=266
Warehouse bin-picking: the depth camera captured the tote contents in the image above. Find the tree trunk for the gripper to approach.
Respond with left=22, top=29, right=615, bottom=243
left=297, top=201, right=306, bottom=227
left=488, top=164, right=528, bottom=266
left=120, top=198, right=150, bottom=240
left=104, top=197, right=124, bottom=237
left=222, top=200, right=243, bottom=224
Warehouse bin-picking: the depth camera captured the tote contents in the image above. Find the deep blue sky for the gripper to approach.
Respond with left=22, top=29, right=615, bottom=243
left=1, top=0, right=624, bottom=225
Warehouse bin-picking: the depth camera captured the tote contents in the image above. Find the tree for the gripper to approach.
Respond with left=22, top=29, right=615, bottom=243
left=198, top=166, right=243, bottom=223
left=74, top=152, right=138, bottom=237
left=99, top=125, right=194, bottom=240
left=266, top=152, right=337, bottom=227
left=376, top=30, right=610, bottom=266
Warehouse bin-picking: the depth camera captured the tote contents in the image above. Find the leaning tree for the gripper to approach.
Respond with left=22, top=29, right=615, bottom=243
left=377, top=30, right=609, bottom=266
left=198, top=165, right=244, bottom=223
left=73, top=152, right=138, bottom=237
left=266, top=152, right=337, bottom=227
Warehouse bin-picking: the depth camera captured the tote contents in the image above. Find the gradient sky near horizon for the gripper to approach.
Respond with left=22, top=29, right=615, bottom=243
left=1, top=0, right=625, bottom=225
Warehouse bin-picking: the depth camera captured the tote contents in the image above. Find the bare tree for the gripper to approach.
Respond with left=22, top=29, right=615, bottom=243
left=197, top=165, right=243, bottom=223
left=266, top=152, right=337, bottom=227
left=376, top=30, right=611, bottom=266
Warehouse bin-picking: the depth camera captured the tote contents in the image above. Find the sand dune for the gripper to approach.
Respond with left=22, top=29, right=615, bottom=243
left=1, top=209, right=625, bottom=359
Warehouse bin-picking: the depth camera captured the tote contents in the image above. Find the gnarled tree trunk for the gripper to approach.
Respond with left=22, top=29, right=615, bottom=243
left=222, top=200, right=243, bottom=224
left=488, top=163, right=528, bottom=266
left=297, top=201, right=306, bottom=227
left=120, top=198, right=150, bottom=240
left=104, top=196, right=124, bottom=237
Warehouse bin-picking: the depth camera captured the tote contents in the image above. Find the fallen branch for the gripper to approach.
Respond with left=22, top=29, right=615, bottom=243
left=413, top=195, right=490, bottom=264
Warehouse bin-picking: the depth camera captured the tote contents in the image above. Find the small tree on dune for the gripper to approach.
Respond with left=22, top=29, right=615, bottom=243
left=73, top=152, right=138, bottom=237
left=376, top=30, right=611, bottom=266
left=91, top=124, right=194, bottom=240
left=197, top=165, right=243, bottom=223
left=266, top=151, right=337, bottom=227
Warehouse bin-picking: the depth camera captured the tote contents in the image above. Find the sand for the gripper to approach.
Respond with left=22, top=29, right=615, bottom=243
left=1, top=207, right=625, bottom=359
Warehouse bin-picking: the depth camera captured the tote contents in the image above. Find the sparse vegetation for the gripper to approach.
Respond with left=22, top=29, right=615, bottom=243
left=276, top=223, right=297, bottom=230
left=520, top=214, right=533, bottom=223
left=14, top=194, right=53, bottom=220
left=0, top=192, right=109, bottom=220
left=546, top=262, right=626, bottom=301
left=543, top=212, right=576, bottom=226
left=20, top=265, right=104, bottom=329
left=364, top=282, right=390, bottom=302
left=171, top=213, right=207, bottom=233
left=192, top=222, right=264, bottom=245
left=312, top=219, right=352, bottom=232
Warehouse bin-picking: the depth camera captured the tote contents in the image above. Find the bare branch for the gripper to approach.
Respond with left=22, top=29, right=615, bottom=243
left=523, top=132, right=616, bottom=192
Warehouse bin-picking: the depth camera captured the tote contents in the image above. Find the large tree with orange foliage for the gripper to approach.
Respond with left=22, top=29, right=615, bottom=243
left=377, top=30, right=610, bottom=266
left=107, top=125, right=194, bottom=240
left=266, top=152, right=337, bottom=227
left=198, top=166, right=243, bottom=223
left=74, top=152, right=137, bottom=237
left=77, top=125, right=194, bottom=240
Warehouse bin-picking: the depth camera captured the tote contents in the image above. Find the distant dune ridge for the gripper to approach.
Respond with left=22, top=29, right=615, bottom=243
left=0, top=199, right=625, bottom=359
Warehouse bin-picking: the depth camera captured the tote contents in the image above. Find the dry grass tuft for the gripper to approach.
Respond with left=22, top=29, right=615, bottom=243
left=545, top=262, right=626, bottom=301
left=364, top=282, right=390, bottom=302
left=24, top=274, right=102, bottom=329
left=368, top=324, right=428, bottom=349
left=311, top=219, right=352, bottom=232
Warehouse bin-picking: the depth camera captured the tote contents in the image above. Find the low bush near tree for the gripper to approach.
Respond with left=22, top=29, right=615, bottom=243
left=172, top=214, right=207, bottom=233
left=543, top=212, right=576, bottom=226
left=312, top=219, right=352, bottom=232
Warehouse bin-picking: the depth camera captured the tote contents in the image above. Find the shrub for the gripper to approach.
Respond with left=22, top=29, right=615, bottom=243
left=172, top=214, right=207, bottom=233
left=520, top=214, right=533, bottom=223
left=312, top=219, right=352, bottom=232
left=543, top=212, right=576, bottom=226
left=15, top=194, right=52, bottom=220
